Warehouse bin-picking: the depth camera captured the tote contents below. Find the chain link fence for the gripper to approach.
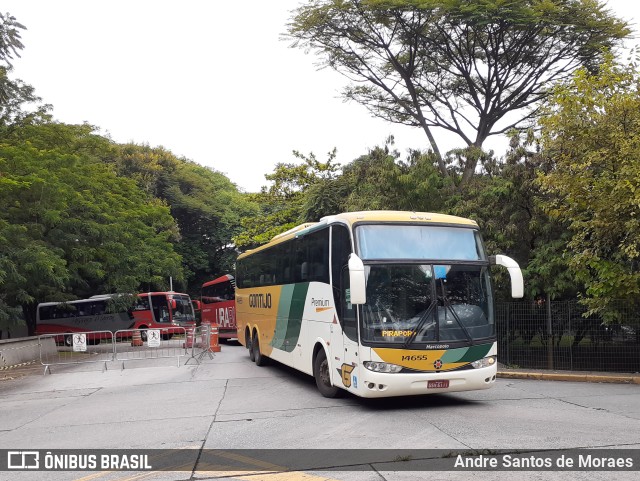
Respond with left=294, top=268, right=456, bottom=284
left=496, top=300, right=640, bottom=372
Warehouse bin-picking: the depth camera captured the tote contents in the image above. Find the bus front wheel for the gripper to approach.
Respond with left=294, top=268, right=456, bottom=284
left=313, top=349, right=341, bottom=398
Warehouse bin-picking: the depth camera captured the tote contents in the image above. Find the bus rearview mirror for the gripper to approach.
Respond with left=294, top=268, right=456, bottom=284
left=490, top=255, right=524, bottom=298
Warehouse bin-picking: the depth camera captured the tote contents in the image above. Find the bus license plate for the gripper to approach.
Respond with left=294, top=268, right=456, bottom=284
left=428, top=380, right=449, bottom=389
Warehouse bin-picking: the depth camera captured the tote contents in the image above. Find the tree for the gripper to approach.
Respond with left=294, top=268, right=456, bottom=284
left=288, top=0, right=629, bottom=185
left=0, top=12, right=24, bottom=65
left=538, top=57, right=640, bottom=316
left=0, top=13, right=49, bottom=128
left=449, top=130, right=576, bottom=300
left=234, top=150, right=340, bottom=248
left=113, top=144, right=259, bottom=291
left=298, top=135, right=451, bottom=221
left=0, top=123, right=183, bottom=334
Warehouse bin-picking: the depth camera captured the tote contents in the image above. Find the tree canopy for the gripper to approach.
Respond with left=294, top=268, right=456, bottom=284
left=0, top=122, right=184, bottom=333
left=287, top=0, right=630, bottom=185
left=113, top=143, right=259, bottom=292
left=538, top=57, right=640, bottom=316
left=5, top=7, right=640, bottom=333
left=0, top=12, right=48, bottom=127
left=233, top=150, right=339, bottom=249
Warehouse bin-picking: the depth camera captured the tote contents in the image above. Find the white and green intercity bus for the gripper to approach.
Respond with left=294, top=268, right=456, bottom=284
left=236, top=211, right=523, bottom=398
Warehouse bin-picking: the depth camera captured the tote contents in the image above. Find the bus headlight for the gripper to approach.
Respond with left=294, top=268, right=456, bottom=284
left=471, top=356, right=496, bottom=369
left=363, top=361, right=403, bottom=373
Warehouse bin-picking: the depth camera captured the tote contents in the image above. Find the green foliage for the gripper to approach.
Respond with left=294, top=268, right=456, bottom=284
left=112, top=144, right=259, bottom=293
left=0, top=12, right=24, bottom=66
left=448, top=131, right=577, bottom=300
left=297, top=137, right=449, bottom=218
left=0, top=123, right=183, bottom=333
left=338, top=143, right=406, bottom=211
left=288, top=0, right=629, bottom=185
left=234, top=150, right=340, bottom=249
left=0, top=13, right=50, bottom=127
left=234, top=139, right=447, bottom=250
left=538, top=56, right=640, bottom=316
left=0, top=10, right=257, bottom=312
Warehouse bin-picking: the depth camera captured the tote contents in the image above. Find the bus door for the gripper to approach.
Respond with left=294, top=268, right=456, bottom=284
left=331, top=266, right=360, bottom=392
left=330, top=224, right=361, bottom=392
left=150, top=294, right=170, bottom=324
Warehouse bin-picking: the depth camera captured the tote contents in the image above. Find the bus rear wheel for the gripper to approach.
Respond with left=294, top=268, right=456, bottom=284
left=247, top=330, right=255, bottom=362
left=313, top=349, right=341, bottom=398
left=252, top=332, right=268, bottom=366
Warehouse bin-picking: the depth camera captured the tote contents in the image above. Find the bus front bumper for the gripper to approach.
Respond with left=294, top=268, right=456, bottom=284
left=354, top=364, right=498, bottom=398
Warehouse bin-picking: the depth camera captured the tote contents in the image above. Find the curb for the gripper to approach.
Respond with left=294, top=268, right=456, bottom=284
left=497, top=371, right=640, bottom=385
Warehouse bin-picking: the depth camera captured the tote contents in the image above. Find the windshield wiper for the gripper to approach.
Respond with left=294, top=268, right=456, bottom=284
left=403, top=300, right=437, bottom=349
left=439, top=282, right=473, bottom=343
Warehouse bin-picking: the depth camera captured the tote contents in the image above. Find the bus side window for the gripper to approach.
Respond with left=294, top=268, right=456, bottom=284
left=135, top=296, right=150, bottom=311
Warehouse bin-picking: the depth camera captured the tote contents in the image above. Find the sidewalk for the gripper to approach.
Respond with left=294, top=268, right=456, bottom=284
left=497, top=366, right=640, bottom=384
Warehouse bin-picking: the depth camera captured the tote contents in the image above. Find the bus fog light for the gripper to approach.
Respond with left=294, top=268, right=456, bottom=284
left=364, top=361, right=403, bottom=373
left=471, top=356, right=496, bottom=369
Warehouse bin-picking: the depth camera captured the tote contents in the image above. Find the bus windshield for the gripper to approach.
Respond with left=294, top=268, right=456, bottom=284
left=171, top=294, right=196, bottom=323
left=360, top=264, right=494, bottom=345
left=357, top=225, right=485, bottom=261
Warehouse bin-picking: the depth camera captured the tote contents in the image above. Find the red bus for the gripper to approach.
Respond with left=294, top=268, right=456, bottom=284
left=129, top=292, right=196, bottom=340
left=36, top=291, right=196, bottom=344
left=201, top=274, right=236, bottom=340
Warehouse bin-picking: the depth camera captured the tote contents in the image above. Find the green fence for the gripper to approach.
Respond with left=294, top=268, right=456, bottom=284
left=496, top=300, right=640, bottom=372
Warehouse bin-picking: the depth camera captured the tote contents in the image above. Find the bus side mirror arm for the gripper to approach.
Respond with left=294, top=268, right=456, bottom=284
left=490, top=255, right=524, bottom=298
left=348, top=254, right=367, bottom=305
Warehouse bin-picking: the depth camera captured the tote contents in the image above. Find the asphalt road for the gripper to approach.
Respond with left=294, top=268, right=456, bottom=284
left=0, top=341, right=639, bottom=481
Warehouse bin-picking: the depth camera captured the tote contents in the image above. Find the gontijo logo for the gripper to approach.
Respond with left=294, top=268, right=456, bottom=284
left=249, top=293, right=272, bottom=309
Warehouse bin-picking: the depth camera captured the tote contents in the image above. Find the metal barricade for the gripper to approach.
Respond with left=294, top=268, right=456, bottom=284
left=184, top=324, right=216, bottom=365
left=39, top=326, right=211, bottom=373
left=39, top=331, right=115, bottom=375
left=114, top=327, right=187, bottom=368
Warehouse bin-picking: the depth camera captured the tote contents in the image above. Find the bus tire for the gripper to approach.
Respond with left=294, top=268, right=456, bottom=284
left=64, top=335, right=73, bottom=347
left=139, top=327, right=148, bottom=341
left=313, top=348, right=341, bottom=398
left=247, top=330, right=255, bottom=362
left=252, top=331, right=268, bottom=366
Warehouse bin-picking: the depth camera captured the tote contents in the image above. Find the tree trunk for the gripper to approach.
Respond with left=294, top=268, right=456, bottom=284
left=22, top=302, right=37, bottom=337
left=418, top=119, right=447, bottom=177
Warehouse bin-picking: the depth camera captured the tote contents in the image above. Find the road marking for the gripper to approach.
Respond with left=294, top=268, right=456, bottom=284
left=72, top=448, right=343, bottom=481
left=195, top=469, right=341, bottom=481
left=196, top=450, right=342, bottom=481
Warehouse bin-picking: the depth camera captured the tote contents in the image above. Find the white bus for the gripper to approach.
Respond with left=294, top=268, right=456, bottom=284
left=236, top=211, right=523, bottom=398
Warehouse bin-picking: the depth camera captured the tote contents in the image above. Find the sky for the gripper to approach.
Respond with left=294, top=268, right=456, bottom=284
left=3, top=0, right=640, bottom=192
